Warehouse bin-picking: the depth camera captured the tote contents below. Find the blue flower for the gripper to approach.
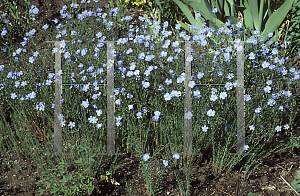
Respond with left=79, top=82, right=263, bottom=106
left=162, top=160, right=168, bottom=167
left=225, top=124, right=231, bottom=130
left=233, top=30, right=239, bottom=35
left=173, top=153, right=180, bottom=159
left=143, top=153, right=150, bottom=161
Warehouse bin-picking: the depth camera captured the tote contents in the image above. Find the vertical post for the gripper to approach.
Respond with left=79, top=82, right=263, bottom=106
left=236, top=42, right=246, bottom=155
left=184, top=41, right=193, bottom=156
left=107, top=41, right=116, bottom=155
left=53, top=41, right=63, bottom=155
left=230, top=41, right=254, bottom=156
left=44, top=40, right=71, bottom=156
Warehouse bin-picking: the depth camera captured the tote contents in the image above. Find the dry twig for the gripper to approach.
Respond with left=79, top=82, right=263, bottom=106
left=279, top=175, right=300, bottom=196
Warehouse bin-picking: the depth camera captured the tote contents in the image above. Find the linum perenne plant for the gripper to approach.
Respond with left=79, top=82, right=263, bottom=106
left=0, top=0, right=34, bottom=27
left=0, top=0, right=299, bottom=195
left=137, top=140, right=192, bottom=196
left=0, top=2, right=37, bottom=55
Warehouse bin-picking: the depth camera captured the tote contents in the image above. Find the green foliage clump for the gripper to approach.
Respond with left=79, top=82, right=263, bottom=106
left=248, top=192, right=261, bottom=196
left=291, top=170, right=300, bottom=193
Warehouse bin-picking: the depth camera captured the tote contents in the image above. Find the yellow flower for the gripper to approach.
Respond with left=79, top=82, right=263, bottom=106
left=133, top=0, right=146, bottom=6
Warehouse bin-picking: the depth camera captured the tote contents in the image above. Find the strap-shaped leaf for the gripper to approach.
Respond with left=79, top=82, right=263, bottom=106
left=247, top=0, right=260, bottom=30
left=226, top=16, right=240, bottom=26
left=175, top=20, right=199, bottom=36
left=242, top=8, right=253, bottom=31
left=260, top=0, right=295, bottom=39
left=257, top=0, right=265, bottom=31
left=172, top=0, right=197, bottom=27
left=186, top=0, right=216, bottom=21
left=207, top=18, right=227, bottom=29
left=223, top=0, right=236, bottom=17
